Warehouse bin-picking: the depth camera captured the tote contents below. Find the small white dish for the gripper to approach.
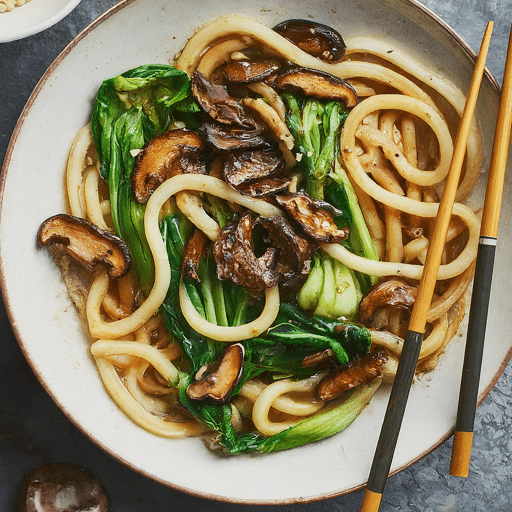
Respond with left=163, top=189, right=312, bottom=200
left=1, top=0, right=512, bottom=504
left=0, top=0, right=81, bottom=43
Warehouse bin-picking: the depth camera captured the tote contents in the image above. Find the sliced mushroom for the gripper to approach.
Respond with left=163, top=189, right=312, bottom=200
left=199, top=121, right=273, bottom=152
left=274, top=67, right=358, bottom=106
left=234, top=176, right=292, bottom=197
left=191, top=71, right=255, bottom=128
left=358, top=276, right=418, bottom=326
left=132, top=128, right=207, bottom=204
left=260, top=215, right=318, bottom=275
left=315, top=349, right=387, bottom=401
left=275, top=192, right=350, bottom=243
left=222, top=58, right=282, bottom=83
left=302, top=348, right=336, bottom=368
left=38, top=214, right=131, bottom=279
left=222, top=148, right=286, bottom=187
left=181, top=228, right=209, bottom=282
left=18, top=463, right=109, bottom=512
left=213, top=211, right=280, bottom=289
left=273, top=19, right=346, bottom=63
left=186, top=343, right=245, bottom=404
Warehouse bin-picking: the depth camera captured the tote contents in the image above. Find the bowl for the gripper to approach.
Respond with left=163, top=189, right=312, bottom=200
left=0, top=0, right=81, bottom=43
left=1, top=0, right=511, bottom=504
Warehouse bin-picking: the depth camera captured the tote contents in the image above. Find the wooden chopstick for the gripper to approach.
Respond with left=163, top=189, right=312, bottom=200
left=360, top=21, right=494, bottom=512
left=450, top=23, right=512, bottom=478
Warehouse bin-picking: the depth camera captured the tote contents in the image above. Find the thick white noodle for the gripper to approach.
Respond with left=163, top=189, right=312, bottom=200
left=66, top=124, right=93, bottom=218
left=179, top=278, right=280, bottom=341
left=91, top=339, right=181, bottom=385
left=250, top=375, right=324, bottom=436
left=94, top=357, right=206, bottom=437
left=87, top=174, right=282, bottom=339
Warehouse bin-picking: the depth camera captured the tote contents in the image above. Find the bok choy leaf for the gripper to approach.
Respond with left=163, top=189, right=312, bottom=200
left=91, top=64, right=199, bottom=293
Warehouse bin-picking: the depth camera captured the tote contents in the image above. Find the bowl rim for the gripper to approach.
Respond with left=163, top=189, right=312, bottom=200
left=0, top=0, right=509, bottom=505
left=0, top=0, right=82, bottom=43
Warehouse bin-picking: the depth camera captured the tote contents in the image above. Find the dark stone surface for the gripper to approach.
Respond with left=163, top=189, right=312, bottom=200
left=1, top=1, right=512, bottom=510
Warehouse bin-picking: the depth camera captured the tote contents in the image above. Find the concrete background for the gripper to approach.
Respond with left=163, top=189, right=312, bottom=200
left=1, top=0, right=512, bottom=510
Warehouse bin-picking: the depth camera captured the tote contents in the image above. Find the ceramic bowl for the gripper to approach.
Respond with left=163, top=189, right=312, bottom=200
left=0, top=0, right=81, bottom=43
left=1, top=0, right=511, bottom=504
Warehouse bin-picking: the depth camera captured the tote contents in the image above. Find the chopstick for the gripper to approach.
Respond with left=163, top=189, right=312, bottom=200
left=360, top=21, right=494, bottom=512
left=450, top=23, right=512, bottom=478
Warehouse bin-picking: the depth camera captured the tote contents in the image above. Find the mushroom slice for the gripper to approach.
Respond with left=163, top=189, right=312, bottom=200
left=260, top=216, right=318, bottom=274
left=234, top=176, right=292, bottom=197
left=181, top=228, right=209, bottom=282
left=273, top=19, right=346, bottom=63
left=132, top=128, right=207, bottom=204
left=38, top=214, right=131, bottom=279
left=274, top=67, right=358, bottom=106
left=302, top=348, right=336, bottom=368
left=315, top=349, right=388, bottom=401
left=199, top=121, right=273, bottom=152
left=213, top=211, right=280, bottom=289
left=358, top=276, right=418, bottom=326
left=222, top=58, right=282, bottom=83
left=191, top=70, right=255, bottom=128
left=18, top=463, right=109, bottom=512
left=186, top=343, right=245, bottom=404
left=223, top=148, right=286, bottom=187
left=275, top=192, right=350, bottom=243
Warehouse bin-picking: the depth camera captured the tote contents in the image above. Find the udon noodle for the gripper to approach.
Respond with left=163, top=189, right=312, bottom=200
left=53, top=15, right=481, bottom=447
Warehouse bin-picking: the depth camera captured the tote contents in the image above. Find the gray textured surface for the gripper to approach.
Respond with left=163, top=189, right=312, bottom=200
left=1, top=1, right=512, bottom=510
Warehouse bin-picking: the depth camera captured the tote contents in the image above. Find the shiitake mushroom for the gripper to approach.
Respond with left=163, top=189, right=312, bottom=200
left=275, top=192, right=350, bottom=243
left=132, top=128, right=208, bottom=204
left=186, top=343, right=245, bottom=404
left=18, top=463, right=109, bottom=512
left=273, top=67, right=358, bottom=106
left=315, top=350, right=388, bottom=401
left=357, top=276, right=418, bottom=326
left=273, top=19, right=346, bottom=63
left=38, top=214, right=131, bottom=279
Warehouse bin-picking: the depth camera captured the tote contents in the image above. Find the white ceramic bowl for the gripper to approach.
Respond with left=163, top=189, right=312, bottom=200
left=0, top=0, right=81, bottom=43
left=1, top=0, right=511, bottom=505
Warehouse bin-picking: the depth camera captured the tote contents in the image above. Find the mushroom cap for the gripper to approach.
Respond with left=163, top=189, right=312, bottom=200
left=18, top=463, right=109, bottom=512
left=213, top=211, right=280, bottom=290
left=222, top=58, right=282, bottom=83
left=191, top=71, right=255, bottom=128
left=260, top=215, right=318, bottom=274
left=358, top=276, right=418, bottom=326
left=186, top=343, right=245, bottom=404
left=38, top=214, right=131, bottom=279
left=132, top=128, right=207, bottom=204
left=232, top=176, right=292, bottom=197
left=198, top=121, right=273, bottom=152
left=274, top=67, right=358, bottom=106
left=315, top=349, right=387, bottom=401
left=222, top=148, right=286, bottom=187
left=181, top=228, right=209, bottom=282
left=273, top=19, right=346, bottom=63
left=275, top=192, right=350, bottom=243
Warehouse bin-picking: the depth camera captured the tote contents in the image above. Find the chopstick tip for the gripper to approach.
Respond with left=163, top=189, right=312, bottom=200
left=360, top=489, right=383, bottom=512
left=450, top=431, right=473, bottom=477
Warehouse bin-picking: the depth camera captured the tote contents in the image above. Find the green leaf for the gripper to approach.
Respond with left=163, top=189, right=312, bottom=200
left=258, top=378, right=382, bottom=453
left=91, top=64, right=198, bottom=294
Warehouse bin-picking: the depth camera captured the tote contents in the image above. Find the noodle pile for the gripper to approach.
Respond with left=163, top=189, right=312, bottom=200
left=61, top=15, right=481, bottom=442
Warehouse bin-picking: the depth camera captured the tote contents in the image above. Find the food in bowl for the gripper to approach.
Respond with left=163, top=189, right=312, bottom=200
left=0, top=0, right=31, bottom=13
left=37, top=14, right=481, bottom=455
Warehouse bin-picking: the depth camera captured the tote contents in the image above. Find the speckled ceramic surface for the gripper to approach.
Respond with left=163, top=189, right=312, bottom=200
left=1, top=0, right=512, bottom=508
